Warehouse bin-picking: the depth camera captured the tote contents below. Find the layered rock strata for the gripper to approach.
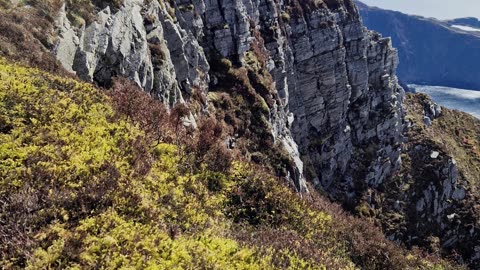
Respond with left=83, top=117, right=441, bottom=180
left=285, top=6, right=404, bottom=201
left=54, top=0, right=404, bottom=199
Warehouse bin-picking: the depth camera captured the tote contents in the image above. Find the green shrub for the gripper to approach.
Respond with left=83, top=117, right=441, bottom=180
left=280, top=11, right=291, bottom=22
left=27, top=210, right=274, bottom=269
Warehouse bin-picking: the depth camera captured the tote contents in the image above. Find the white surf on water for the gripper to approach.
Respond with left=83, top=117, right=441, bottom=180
left=409, top=84, right=480, bottom=119
left=450, top=24, right=480, bottom=32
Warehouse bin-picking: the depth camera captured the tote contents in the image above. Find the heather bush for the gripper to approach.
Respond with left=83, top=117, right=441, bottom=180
left=108, top=77, right=170, bottom=145
left=193, top=117, right=233, bottom=173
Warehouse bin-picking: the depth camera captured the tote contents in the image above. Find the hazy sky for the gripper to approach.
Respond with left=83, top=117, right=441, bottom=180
left=359, top=0, right=480, bottom=20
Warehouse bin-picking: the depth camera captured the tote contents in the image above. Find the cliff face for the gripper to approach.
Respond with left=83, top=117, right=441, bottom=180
left=54, top=0, right=404, bottom=200
left=285, top=5, right=404, bottom=200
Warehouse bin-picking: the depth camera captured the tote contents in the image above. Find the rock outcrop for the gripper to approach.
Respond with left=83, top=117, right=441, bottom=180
left=285, top=6, right=404, bottom=201
left=55, top=0, right=209, bottom=105
left=374, top=94, right=480, bottom=268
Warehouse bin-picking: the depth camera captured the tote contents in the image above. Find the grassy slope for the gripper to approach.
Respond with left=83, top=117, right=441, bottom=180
left=0, top=60, right=462, bottom=269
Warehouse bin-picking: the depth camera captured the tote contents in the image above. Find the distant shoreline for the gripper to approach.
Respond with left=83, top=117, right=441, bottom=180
left=409, top=84, right=480, bottom=119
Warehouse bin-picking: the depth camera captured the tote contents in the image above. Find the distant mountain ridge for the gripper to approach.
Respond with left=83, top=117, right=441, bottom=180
left=357, top=1, right=480, bottom=90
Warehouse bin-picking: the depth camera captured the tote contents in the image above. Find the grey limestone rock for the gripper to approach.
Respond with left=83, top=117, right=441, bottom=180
left=53, top=0, right=406, bottom=196
left=286, top=5, right=405, bottom=199
left=54, top=0, right=209, bottom=106
left=54, top=4, right=79, bottom=74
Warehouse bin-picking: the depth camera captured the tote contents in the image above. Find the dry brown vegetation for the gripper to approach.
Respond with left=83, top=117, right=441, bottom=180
left=0, top=1, right=66, bottom=74
left=0, top=0, right=129, bottom=75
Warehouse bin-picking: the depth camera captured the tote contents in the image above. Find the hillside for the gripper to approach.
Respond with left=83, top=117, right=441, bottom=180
left=357, top=1, right=480, bottom=90
left=0, top=59, right=459, bottom=269
left=0, top=0, right=479, bottom=269
left=367, top=93, right=480, bottom=267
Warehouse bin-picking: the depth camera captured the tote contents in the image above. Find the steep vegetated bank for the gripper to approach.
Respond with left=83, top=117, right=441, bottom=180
left=370, top=94, right=480, bottom=268
left=0, top=59, right=457, bottom=269
left=0, top=0, right=478, bottom=268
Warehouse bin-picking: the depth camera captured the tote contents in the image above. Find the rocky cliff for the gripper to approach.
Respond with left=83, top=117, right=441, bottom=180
left=377, top=94, right=480, bottom=268
left=53, top=0, right=404, bottom=201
